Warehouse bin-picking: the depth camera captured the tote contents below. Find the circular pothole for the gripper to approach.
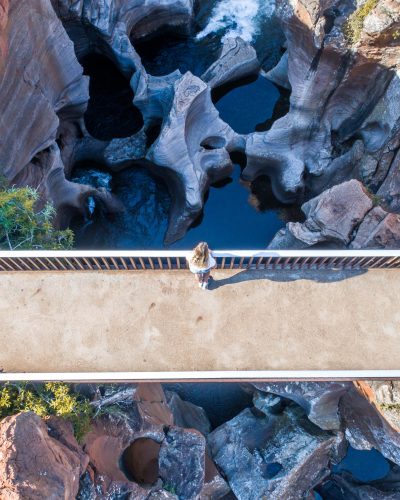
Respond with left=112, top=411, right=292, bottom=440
left=121, top=438, right=161, bottom=486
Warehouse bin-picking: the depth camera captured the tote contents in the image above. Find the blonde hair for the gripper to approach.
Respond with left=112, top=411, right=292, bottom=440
left=191, top=242, right=209, bottom=267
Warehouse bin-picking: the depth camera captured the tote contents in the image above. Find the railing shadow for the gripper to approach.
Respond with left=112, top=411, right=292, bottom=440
left=209, top=267, right=368, bottom=289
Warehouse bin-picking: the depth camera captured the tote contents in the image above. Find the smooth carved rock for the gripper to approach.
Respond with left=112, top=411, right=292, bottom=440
left=52, top=0, right=194, bottom=95
left=159, top=427, right=206, bottom=500
left=208, top=404, right=345, bottom=500
left=341, top=383, right=400, bottom=466
left=251, top=381, right=400, bottom=467
left=147, top=71, right=241, bottom=243
left=252, top=382, right=349, bottom=430
left=0, top=412, right=87, bottom=499
left=202, top=36, right=260, bottom=89
left=264, top=51, right=290, bottom=90
left=242, top=0, right=400, bottom=206
left=269, top=180, right=374, bottom=248
left=0, top=0, right=88, bottom=188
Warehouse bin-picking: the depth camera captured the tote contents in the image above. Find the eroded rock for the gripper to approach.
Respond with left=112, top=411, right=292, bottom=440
left=208, top=404, right=345, bottom=500
left=147, top=71, right=241, bottom=244
left=202, top=36, right=260, bottom=89
left=269, top=180, right=374, bottom=248
left=252, top=382, right=349, bottom=430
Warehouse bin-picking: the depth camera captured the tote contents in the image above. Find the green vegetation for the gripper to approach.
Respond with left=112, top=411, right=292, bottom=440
left=380, top=402, right=400, bottom=411
left=163, top=485, right=177, bottom=495
left=0, top=185, right=73, bottom=250
left=343, top=0, right=379, bottom=44
left=0, top=383, right=93, bottom=442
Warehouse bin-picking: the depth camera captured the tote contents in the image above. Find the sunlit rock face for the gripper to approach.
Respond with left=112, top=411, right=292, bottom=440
left=269, top=180, right=400, bottom=249
left=244, top=0, right=400, bottom=204
left=0, top=412, right=88, bottom=499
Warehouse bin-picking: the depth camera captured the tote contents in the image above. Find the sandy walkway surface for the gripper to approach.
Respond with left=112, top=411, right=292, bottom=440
left=0, top=268, right=399, bottom=373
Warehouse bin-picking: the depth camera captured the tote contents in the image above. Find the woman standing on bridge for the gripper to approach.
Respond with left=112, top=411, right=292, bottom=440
left=187, top=242, right=216, bottom=290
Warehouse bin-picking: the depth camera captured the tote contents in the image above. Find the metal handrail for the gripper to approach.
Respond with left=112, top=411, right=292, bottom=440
left=0, top=250, right=399, bottom=271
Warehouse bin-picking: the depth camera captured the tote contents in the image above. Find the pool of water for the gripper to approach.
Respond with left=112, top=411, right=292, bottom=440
left=212, top=75, right=284, bottom=134
left=81, top=54, right=143, bottom=141
left=333, top=445, right=390, bottom=482
left=71, top=160, right=298, bottom=249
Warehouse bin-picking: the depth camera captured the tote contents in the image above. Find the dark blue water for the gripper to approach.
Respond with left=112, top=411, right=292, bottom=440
left=333, top=445, right=390, bottom=482
left=81, top=54, right=143, bottom=141
left=71, top=161, right=299, bottom=249
left=134, top=33, right=221, bottom=78
left=212, top=75, right=282, bottom=134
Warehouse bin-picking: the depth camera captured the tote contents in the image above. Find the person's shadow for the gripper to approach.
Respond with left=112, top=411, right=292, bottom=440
left=209, top=267, right=367, bottom=290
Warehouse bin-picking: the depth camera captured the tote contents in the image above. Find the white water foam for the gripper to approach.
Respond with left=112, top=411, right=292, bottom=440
left=196, top=0, right=276, bottom=43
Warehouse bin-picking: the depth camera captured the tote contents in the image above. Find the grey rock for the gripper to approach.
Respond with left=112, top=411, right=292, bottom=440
left=166, top=391, right=211, bottom=437
left=318, top=471, right=400, bottom=500
left=264, top=51, right=290, bottom=90
left=159, top=427, right=206, bottom=500
left=208, top=405, right=345, bottom=500
left=202, top=36, right=259, bottom=89
left=269, top=180, right=373, bottom=248
left=104, top=130, right=147, bottom=168
left=147, top=71, right=241, bottom=244
left=252, top=382, right=350, bottom=430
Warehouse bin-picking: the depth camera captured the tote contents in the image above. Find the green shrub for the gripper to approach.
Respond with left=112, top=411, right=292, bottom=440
left=343, top=0, right=378, bottom=44
left=0, top=383, right=93, bottom=442
left=0, top=186, right=74, bottom=250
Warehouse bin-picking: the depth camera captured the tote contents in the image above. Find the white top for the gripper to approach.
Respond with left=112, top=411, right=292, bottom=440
left=187, top=253, right=216, bottom=273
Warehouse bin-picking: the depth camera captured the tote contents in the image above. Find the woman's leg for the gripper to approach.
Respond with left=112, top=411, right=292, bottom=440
left=196, top=273, right=204, bottom=284
left=203, top=271, right=211, bottom=285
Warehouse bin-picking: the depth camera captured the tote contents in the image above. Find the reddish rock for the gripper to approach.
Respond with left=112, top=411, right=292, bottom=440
left=351, top=206, right=400, bottom=249
left=0, top=0, right=9, bottom=74
left=0, top=412, right=86, bottom=499
left=269, top=180, right=373, bottom=248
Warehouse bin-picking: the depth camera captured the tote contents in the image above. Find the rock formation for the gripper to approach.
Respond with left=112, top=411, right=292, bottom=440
left=252, top=381, right=400, bottom=467
left=1, top=382, right=400, bottom=498
left=243, top=0, right=400, bottom=203
left=209, top=402, right=345, bottom=500
left=1, top=0, right=399, bottom=246
left=0, top=412, right=88, bottom=499
left=79, top=383, right=230, bottom=499
left=269, top=179, right=400, bottom=249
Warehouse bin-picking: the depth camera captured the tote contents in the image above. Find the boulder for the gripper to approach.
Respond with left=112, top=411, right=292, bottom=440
left=166, top=390, right=211, bottom=437
left=208, top=405, right=345, bottom=500
left=0, top=412, right=87, bottom=499
left=159, top=427, right=206, bottom=500
left=252, top=382, right=350, bottom=430
left=350, top=206, right=400, bottom=249
left=202, top=36, right=260, bottom=89
left=269, top=180, right=373, bottom=248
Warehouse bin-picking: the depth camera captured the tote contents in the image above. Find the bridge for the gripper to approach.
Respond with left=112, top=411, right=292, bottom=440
left=0, top=249, right=399, bottom=381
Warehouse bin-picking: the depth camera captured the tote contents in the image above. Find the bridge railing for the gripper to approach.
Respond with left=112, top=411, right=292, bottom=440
left=0, top=250, right=400, bottom=272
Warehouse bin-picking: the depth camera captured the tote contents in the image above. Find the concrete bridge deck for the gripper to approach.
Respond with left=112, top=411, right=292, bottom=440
left=0, top=268, right=399, bottom=374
